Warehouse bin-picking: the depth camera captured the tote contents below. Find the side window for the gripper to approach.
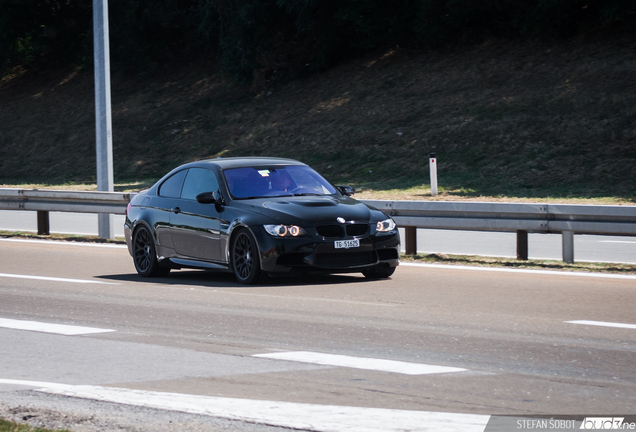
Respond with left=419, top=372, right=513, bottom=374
left=181, top=168, right=220, bottom=200
left=158, top=170, right=187, bottom=198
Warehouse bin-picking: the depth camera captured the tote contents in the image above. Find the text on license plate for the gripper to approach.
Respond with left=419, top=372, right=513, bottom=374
left=334, top=239, right=360, bottom=249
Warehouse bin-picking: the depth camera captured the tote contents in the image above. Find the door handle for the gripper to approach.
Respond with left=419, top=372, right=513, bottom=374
left=171, top=207, right=181, bottom=214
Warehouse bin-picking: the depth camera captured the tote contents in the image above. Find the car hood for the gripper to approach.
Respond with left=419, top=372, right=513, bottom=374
left=240, top=195, right=380, bottom=225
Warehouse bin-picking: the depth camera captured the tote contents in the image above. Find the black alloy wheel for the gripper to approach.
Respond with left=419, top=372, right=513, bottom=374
left=133, top=225, right=170, bottom=277
left=231, top=228, right=267, bottom=284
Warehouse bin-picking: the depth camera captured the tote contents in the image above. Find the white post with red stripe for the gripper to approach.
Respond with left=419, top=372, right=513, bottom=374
left=429, top=153, right=438, bottom=196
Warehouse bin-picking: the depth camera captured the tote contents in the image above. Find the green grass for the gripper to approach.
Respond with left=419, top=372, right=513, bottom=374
left=0, top=418, right=70, bottom=432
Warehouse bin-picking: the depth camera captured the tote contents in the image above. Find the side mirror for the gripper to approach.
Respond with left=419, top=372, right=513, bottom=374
left=337, top=185, right=356, bottom=196
left=196, top=191, right=224, bottom=205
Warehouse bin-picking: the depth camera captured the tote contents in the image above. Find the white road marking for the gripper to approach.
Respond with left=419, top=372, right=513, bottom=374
left=0, top=273, right=119, bottom=285
left=253, top=351, right=467, bottom=375
left=0, top=318, right=115, bottom=335
left=599, top=240, right=636, bottom=244
left=0, top=379, right=490, bottom=432
left=0, top=238, right=127, bottom=248
left=565, top=320, right=636, bottom=330
left=401, top=262, right=636, bottom=280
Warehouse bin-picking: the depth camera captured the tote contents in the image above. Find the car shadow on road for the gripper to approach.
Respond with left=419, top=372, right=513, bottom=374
left=96, top=270, right=373, bottom=288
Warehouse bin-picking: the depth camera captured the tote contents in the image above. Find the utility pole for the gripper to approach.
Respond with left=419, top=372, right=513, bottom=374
left=93, top=0, right=114, bottom=238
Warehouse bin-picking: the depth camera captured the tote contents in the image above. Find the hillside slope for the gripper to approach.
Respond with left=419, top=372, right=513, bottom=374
left=1, top=35, right=635, bottom=201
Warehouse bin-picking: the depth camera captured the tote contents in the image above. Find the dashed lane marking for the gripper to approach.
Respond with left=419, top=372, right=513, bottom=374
left=0, top=379, right=490, bottom=432
left=0, top=272, right=119, bottom=285
left=253, top=351, right=467, bottom=375
left=0, top=318, right=115, bottom=335
left=566, top=320, right=636, bottom=330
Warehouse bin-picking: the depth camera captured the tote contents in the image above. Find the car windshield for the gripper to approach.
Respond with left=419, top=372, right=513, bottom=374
left=224, top=165, right=338, bottom=199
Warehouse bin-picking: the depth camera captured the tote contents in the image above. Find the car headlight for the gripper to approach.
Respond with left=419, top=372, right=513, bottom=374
left=376, top=218, right=396, bottom=232
left=264, top=224, right=307, bottom=237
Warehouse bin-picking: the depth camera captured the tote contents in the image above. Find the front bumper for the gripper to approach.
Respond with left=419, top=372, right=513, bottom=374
left=252, top=226, right=401, bottom=274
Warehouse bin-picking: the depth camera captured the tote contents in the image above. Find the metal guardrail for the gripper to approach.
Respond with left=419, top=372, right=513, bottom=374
left=0, top=188, right=132, bottom=214
left=1, top=189, right=634, bottom=263
left=0, top=188, right=133, bottom=236
left=363, top=200, right=636, bottom=235
left=361, top=200, right=636, bottom=263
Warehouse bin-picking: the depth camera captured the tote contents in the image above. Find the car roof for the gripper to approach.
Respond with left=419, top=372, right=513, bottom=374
left=196, top=157, right=307, bottom=170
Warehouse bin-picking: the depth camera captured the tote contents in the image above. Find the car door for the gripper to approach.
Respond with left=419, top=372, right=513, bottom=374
left=169, top=167, right=222, bottom=262
left=152, top=169, right=188, bottom=253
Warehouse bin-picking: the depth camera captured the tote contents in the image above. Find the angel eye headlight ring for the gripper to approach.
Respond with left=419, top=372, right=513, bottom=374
left=264, top=224, right=307, bottom=237
left=376, top=218, right=396, bottom=232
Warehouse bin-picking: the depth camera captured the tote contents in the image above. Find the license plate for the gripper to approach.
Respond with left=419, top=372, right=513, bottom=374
left=334, top=239, right=360, bottom=249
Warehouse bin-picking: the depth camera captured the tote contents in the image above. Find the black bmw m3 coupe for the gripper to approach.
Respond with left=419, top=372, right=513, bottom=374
left=124, top=157, right=400, bottom=284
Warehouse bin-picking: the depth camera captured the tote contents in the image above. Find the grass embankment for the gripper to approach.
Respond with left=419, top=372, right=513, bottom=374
left=1, top=35, right=635, bottom=203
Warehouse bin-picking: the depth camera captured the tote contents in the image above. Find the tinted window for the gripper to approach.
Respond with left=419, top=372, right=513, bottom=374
left=158, top=170, right=187, bottom=198
left=224, top=165, right=337, bottom=199
left=181, top=168, right=220, bottom=200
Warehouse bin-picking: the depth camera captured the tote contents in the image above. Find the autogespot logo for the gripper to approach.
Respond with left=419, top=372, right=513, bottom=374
left=580, top=418, right=636, bottom=430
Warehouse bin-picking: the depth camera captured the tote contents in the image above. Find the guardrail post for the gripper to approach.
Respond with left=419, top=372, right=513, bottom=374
left=98, top=213, right=114, bottom=239
left=516, top=230, right=528, bottom=260
left=562, top=231, right=574, bottom=264
left=37, top=211, right=50, bottom=235
left=404, top=226, right=417, bottom=255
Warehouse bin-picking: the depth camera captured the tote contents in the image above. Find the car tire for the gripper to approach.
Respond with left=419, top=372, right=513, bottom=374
left=133, top=225, right=170, bottom=277
left=231, top=228, right=267, bottom=285
left=362, top=265, right=395, bottom=279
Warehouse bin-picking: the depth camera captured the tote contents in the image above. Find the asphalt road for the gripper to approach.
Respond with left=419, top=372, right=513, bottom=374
left=2, top=210, right=636, bottom=264
left=0, top=238, right=635, bottom=431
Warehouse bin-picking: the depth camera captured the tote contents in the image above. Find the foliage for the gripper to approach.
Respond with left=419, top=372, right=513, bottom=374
left=0, top=0, right=91, bottom=69
left=107, top=0, right=199, bottom=71
left=1, top=0, right=635, bottom=82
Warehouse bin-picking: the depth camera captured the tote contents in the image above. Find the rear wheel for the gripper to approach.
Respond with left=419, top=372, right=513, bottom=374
left=231, top=228, right=267, bottom=284
left=362, top=264, right=395, bottom=279
left=133, top=225, right=170, bottom=277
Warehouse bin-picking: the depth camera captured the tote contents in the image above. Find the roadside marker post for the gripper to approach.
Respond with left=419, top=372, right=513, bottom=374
left=429, top=153, right=438, bottom=196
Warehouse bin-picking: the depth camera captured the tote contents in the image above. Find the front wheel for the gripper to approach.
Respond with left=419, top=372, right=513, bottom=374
left=133, top=225, right=170, bottom=277
left=362, top=265, right=395, bottom=279
left=231, top=228, right=268, bottom=285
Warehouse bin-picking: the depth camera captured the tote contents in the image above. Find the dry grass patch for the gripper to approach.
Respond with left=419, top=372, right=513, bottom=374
left=403, top=253, right=636, bottom=275
left=0, top=418, right=70, bottom=432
